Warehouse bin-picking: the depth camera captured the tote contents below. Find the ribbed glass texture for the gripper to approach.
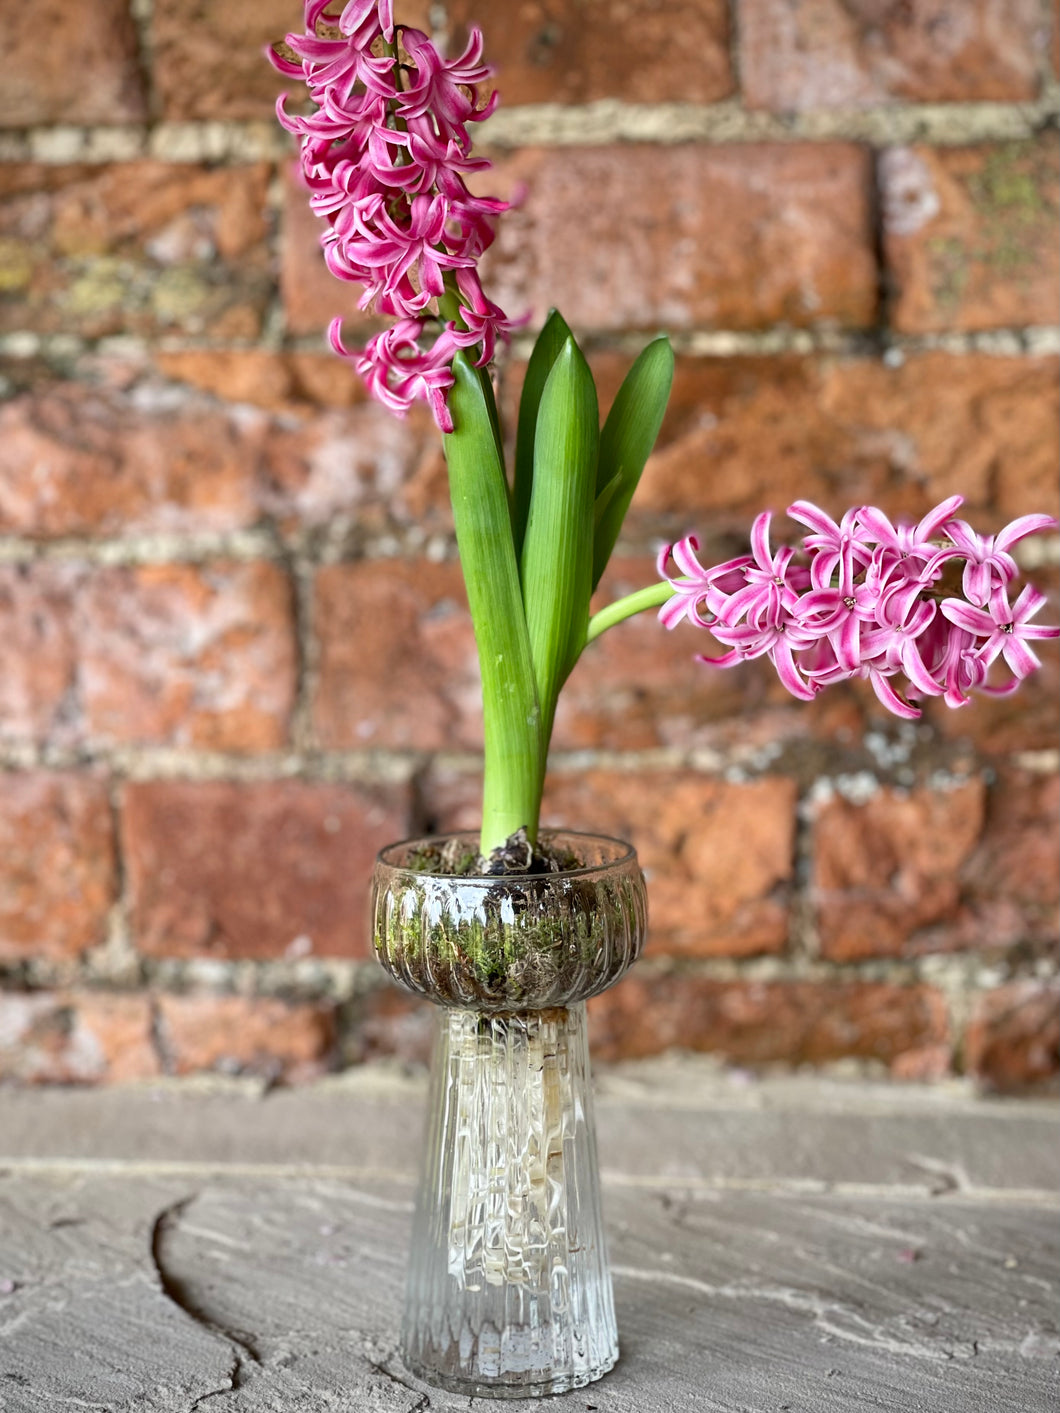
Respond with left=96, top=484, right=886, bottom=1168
left=371, top=831, right=647, bottom=1398
left=372, top=830, right=647, bottom=1011
left=403, top=1003, right=616, bottom=1398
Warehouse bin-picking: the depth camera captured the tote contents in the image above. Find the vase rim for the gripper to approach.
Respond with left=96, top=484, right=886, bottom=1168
left=375, top=828, right=637, bottom=881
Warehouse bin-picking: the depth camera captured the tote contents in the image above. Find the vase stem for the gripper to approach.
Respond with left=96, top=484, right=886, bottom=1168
left=402, top=1003, right=618, bottom=1398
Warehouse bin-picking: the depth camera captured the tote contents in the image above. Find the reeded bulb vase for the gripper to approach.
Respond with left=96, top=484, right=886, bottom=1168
left=370, top=830, right=647, bottom=1399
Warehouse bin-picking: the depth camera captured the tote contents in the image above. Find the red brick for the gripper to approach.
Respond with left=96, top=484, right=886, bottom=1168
left=965, top=982, right=1060, bottom=1091
left=881, top=137, right=1060, bottom=333
left=812, top=782, right=987, bottom=962
left=156, top=993, right=336, bottom=1082
left=0, top=383, right=266, bottom=538
left=479, top=144, right=877, bottom=333
left=630, top=352, right=1060, bottom=532
left=942, top=769, right=1060, bottom=954
left=123, top=779, right=411, bottom=960
left=0, top=163, right=272, bottom=340
left=343, top=984, right=435, bottom=1068
left=450, top=0, right=732, bottom=105
left=0, top=0, right=146, bottom=127
left=0, top=561, right=297, bottom=751
left=263, top=402, right=448, bottom=533
left=0, top=374, right=444, bottom=539
left=741, top=0, right=1044, bottom=111
left=79, top=561, right=297, bottom=752
left=153, top=349, right=364, bottom=411
left=425, top=767, right=797, bottom=958
left=0, top=992, right=159, bottom=1084
left=0, top=564, right=79, bottom=745
left=313, top=560, right=480, bottom=751
left=0, top=774, right=117, bottom=963
left=587, top=976, right=950, bottom=1072
left=153, top=0, right=431, bottom=120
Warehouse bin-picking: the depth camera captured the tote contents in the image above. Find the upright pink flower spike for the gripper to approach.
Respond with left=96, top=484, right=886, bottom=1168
left=270, top=3, right=515, bottom=428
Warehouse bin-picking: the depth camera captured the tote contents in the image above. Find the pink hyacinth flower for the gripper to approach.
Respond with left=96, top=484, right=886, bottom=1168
left=945, top=514, right=1059, bottom=606
left=941, top=583, right=1060, bottom=680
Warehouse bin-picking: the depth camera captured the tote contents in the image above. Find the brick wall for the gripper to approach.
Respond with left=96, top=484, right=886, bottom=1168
left=1, top=0, right=1058, bottom=1091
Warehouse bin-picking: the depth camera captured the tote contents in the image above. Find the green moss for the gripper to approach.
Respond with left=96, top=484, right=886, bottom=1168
left=964, top=143, right=1056, bottom=279
left=927, top=236, right=970, bottom=312
left=150, top=266, right=213, bottom=323
left=0, top=238, right=34, bottom=292
left=966, top=145, right=1048, bottom=220
left=63, top=258, right=131, bottom=315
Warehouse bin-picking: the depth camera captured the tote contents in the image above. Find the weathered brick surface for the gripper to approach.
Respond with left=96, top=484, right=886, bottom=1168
left=587, top=977, right=950, bottom=1072
left=965, top=982, right=1060, bottom=1091
left=263, top=401, right=448, bottom=533
left=0, top=163, right=272, bottom=339
left=741, top=0, right=1046, bottom=111
left=0, top=564, right=79, bottom=745
left=0, top=374, right=443, bottom=539
left=881, top=137, right=1060, bottom=333
left=948, top=769, right=1060, bottom=954
left=811, top=782, right=988, bottom=962
left=0, top=774, right=117, bottom=963
left=0, top=382, right=266, bottom=538
left=0, top=992, right=159, bottom=1083
left=0, top=0, right=147, bottom=128
left=425, top=766, right=797, bottom=958
left=476, top=145, right=876, bottom=333
left=313, top=560, right=480, bottom=751
left=156, top=993, right=337, bottom=1081
left=154, top=349, right=363, bottom=411
left=80, top=561, right=297, bottom=752
left=631, top=352, right=1060, bottom=531
left=342, top=984, right=435, bottom=1068
left=153, top=0, right=431, bottom=120
left=449, top=0, right=732, bottom=105
left=0, top=561, right=296, bottom=751
left=123, top=779, right=411, bottom=960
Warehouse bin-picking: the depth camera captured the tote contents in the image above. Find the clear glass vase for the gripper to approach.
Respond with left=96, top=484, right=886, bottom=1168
left=370, top=831, right=647, bottom=1399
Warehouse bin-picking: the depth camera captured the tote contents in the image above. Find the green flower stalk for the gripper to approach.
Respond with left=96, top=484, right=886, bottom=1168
left=272, top=4, right=675, bottom=858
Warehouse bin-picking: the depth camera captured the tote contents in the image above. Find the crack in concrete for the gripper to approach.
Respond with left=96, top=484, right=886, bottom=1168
left=364, top=1356, right=431, bottom=1411
left=150, top=1195, right=263, bottom=1397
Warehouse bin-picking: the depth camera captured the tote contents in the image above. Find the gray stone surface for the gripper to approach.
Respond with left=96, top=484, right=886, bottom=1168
left=0, top=1064, right=1057, bottom=1411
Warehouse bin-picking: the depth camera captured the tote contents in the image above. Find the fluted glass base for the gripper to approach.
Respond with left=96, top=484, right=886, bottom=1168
left=402, top=1003, right=617, bottom=1398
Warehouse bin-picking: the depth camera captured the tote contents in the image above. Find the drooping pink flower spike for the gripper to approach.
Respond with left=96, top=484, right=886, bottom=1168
left=942, top=583, right=1060, bottom=681
left=945, top=514, right=1059, bottom=607
left=657, top=502, right=1058, bottom=721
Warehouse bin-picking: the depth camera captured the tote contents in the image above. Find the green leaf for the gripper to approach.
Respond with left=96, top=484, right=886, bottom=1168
left=591, top=335, right=674, bottom=590
left=512, top=309, right=574, bottom=561
left=520, top=336, right=599, bottom=735
left=444, top=352, right=544, bottom=853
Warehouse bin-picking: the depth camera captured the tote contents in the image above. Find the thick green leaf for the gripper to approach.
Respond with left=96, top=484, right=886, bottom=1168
left=512, top=309, right=574, bottom=561
left=444, top=352, right=543, bottom=853
left=520, top=336, right=599, bottom=735
left=591, top=335, right=674, bottom=590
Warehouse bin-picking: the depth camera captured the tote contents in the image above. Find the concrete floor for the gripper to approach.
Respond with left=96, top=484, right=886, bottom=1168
left=0, top=1060, right=1057, bottom=1412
